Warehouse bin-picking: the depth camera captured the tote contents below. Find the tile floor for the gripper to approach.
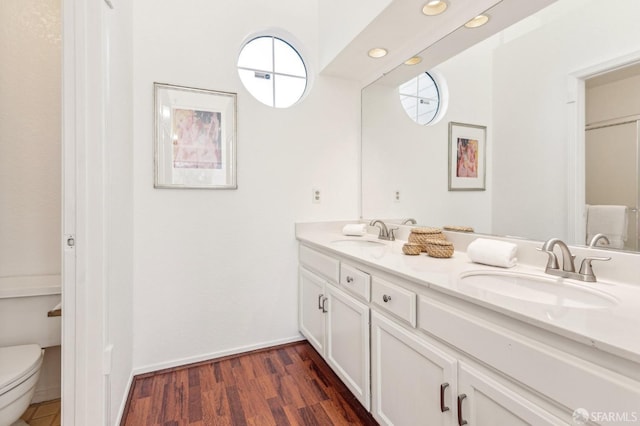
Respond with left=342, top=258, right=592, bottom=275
left=20, top=399, right=60, bottom=426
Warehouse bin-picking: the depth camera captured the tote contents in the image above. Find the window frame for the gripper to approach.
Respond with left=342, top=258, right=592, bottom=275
left=237, top=34, right=309, bottom=108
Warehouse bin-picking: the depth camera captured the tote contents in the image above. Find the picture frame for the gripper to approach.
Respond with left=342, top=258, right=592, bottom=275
left=154, top=82, right=237, bottom=189
left=448, top=121, right=486, bottom=191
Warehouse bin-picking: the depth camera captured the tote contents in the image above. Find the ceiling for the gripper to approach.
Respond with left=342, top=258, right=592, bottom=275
left=319, top=0, right=556, bottom=88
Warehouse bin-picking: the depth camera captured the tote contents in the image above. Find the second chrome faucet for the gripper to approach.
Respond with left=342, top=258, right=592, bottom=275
left=539, top=238, right=610, bottom=282
left=370, top=220, right=398, bottom=241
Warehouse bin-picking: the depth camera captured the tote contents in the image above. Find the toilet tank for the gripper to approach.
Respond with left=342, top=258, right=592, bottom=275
left=0, top=275, right=61, bottom=348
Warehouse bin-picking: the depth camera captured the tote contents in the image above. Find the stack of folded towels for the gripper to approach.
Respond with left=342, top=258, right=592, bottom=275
left=466, top=238, right=518, bottom=268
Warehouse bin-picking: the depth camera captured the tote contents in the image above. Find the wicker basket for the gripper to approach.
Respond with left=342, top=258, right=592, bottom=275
left=425, top=240, right=454, bottom=258
left=402, top=243, right=422, bottom=256
left=408, top=227, right=446, bottom=252
left=443, top=225, right=474, bottom=233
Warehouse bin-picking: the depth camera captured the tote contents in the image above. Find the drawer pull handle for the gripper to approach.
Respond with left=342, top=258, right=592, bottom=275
left=318, top=294, right=324, bottom=310
left=457, top=394, right=468, bottom=426
left=346, top=276, right=354, bottom=283
left=321, top=297, right=328, bottom=313
left=382, top=294, right=392, bottom=303
left=440, top=383, right=450, bottom=412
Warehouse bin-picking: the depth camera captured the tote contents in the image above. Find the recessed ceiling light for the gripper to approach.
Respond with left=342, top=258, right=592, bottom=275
left=404, top=56, right=423, bottom=65
left=464, top=14, right=489, bottom=28
left=422, top=1, right=448, bottom=16
left=368, top=48, right=388, bottom=58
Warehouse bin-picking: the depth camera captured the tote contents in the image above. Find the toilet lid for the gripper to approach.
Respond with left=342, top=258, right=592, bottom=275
left=0, top=344, right=43, bottom=393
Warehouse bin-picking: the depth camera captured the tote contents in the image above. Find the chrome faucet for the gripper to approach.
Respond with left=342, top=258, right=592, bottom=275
left=402, top=218, right=417, bottom=225
left=540, top=238, right=576, bottom=273
left=370, top=220, right=397, bottom=241
left=588, top=233, right=610, bottom=248
left=539, top=238, right=610, bottom=282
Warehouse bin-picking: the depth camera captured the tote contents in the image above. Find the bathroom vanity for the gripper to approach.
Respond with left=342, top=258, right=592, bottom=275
left=296, top=222, right=640, bottom=426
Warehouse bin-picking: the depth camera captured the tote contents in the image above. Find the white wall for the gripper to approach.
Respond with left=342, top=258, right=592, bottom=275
left=0, top=0, right=61, bottom=278
left=361, top=36, right=496, bottom=232
left=491, top=0, right=640, bottom=241
left=132, top=0, right=360, bottom=371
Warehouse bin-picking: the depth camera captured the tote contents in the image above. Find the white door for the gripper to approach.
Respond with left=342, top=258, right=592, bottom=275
left=457, top=362, right=568, bottom=426
left=371, top=311, right=457, bottom=426
left=299, top=267, right=327, bottom=355
left=586, top=122, right=639, bottom=250
left=325, top=285, right=370, bottom=410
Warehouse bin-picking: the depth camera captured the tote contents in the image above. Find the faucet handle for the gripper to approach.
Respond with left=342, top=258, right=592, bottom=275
left=388, top=227, right=398, bottom=241
left=578, top=256, right=611, bottom=280
left=536, top=247, right=559, bottom=270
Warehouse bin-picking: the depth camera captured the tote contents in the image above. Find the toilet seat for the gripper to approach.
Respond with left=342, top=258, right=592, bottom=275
left=0, top=345, right=43, bottom=396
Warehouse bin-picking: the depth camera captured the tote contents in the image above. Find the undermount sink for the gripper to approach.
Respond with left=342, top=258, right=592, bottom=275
left=458, top=270, right=618, bottom=309
left=330, top=238, right=386, bottom=248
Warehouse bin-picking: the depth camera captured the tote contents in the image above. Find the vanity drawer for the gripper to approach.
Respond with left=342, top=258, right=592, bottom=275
left=299, top=245, right=340, bottom=283
left=339, top=264, right=371, bottom=302
left=372, top=277, right=416, bottom=327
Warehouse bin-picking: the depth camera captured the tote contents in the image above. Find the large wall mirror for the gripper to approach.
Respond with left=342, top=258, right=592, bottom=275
left=362, top=0, right=640, bottom=253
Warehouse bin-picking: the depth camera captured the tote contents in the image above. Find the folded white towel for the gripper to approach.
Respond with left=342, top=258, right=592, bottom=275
left=586, top=205, right=628, bottom=249
left=342, top=223, right=367, bottom=236
left=467, top=238, right=518, bottom=268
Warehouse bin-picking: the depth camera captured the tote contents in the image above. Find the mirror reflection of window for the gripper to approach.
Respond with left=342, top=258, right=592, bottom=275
left=399, top=72, right=444, bottom=125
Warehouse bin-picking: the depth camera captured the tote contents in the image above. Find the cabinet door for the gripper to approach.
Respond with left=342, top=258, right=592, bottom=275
left=457, top=363, right=568, bottom=426
left=326, top=285, right=371, bottom=410
left=371, top=311, right=457, bottom=426
left=299, top=267, right=327, bottom=355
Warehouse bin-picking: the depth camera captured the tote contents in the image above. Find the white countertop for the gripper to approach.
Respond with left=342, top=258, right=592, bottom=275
left=296, top=222, right=640, bottom=364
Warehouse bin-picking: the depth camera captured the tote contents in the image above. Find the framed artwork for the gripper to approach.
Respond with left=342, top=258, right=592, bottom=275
left=448, top=122, right=486, bottom=191
left=154, top=83, right=237, bottom=189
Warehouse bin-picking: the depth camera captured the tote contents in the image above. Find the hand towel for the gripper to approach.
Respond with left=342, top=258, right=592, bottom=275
left=342, top=223, right=367, bottom=236
left=466, top=238, right=518, bottom=268
left=586, top=205, right=628, bottom=249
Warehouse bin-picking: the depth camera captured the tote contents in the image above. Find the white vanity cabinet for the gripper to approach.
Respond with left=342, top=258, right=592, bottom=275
left=299, top=266, right=328, bottom=355
left=457, top=362, right=569, bottom=426
left=298, top=246, right=371, bottom=409
left=371, top=308, right=568, bottom=426
left=371, top=311, right=457, bottom=426
left=297, top=239, right=640, bottom=426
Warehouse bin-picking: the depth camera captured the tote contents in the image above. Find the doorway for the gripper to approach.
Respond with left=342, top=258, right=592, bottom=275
left=584, top=65, right=640, bottom=251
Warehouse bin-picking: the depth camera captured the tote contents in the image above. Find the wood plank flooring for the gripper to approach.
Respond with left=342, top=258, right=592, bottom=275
left=121, top=341, right=378, bottom=425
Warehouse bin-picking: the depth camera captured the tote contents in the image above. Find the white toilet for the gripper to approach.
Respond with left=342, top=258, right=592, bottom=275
left=0, top=344, right=44, bottom=426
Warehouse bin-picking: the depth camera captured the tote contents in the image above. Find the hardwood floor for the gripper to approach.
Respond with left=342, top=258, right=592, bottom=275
left=121, top=341, right=378, bottom=425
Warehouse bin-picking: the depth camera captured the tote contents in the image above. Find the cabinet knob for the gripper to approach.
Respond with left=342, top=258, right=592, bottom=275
left=457, top=394, right=468, bottom=426
left=382, top=294, right=392, bottom=303
left=346, top=276, right=354, bottom=283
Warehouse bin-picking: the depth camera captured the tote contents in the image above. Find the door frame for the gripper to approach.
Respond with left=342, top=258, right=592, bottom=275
left=567, top=50, right=640, bottom=246
left=62, top=0, right=108, bottom=424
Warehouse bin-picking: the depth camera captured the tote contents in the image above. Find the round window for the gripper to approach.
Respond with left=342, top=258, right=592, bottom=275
left=399, top=72, right=444, bottom=125
left=237, top=36, right=307, bottom=108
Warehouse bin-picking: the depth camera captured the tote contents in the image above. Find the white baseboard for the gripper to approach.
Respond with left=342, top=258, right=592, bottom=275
left=114, top=371, right=135, bottom=426
left=32, top=385, right=61, bottom=404
left=132, top=334, right=305, bottom=377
